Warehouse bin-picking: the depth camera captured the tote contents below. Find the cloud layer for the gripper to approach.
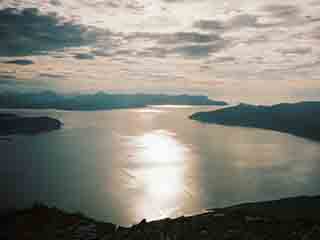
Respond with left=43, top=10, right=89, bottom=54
left=0, top=0, right=319, bottom=103
left=0, top=7, right=96, bottom=57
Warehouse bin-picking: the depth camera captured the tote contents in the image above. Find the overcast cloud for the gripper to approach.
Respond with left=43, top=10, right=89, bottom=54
left=0, top=0, right=319, bottom=103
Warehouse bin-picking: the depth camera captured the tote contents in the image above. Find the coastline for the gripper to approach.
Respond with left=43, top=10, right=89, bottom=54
left=3, top=195, right=320, bottom=239
left=190, top=102, right=320, bottom=142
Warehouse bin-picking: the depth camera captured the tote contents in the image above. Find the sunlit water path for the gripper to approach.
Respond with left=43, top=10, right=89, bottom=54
left=1, top=106, right=320, bottom=225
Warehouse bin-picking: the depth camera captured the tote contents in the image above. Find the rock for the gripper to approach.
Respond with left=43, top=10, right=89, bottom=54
left=302, top=226, right=320, bottom=240
left=213, top=213, right=225, bottom=217
left=200, top=229, right=208, bottom=236
left=245, top=216, right=265, bottom=222
left=138, top=218, right=147, bottom=226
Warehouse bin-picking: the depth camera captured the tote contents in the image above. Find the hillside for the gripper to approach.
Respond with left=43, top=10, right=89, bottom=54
left=190, top=102, right=320, bottom=141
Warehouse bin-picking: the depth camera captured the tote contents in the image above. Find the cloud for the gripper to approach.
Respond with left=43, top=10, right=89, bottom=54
left=3, top=59, right=34, bottom=65
left=118, top=31, right=229, bottom=58
left=279, top=47, right=312, bottom=55
left=50, top=0, right=61, bottom=6
left=38, top=73, right=64, bottom=79
left=193, top=3, right=317, bottom=36
left=228, top=14, right=276, bottom=29
left=262, top=4, right=301, bottom=19
left=193, top=13, right=278, bottom=33
left=172, top=43, right=228, bottom=58
left=139, top=47, right=168, bottom=58
left=87, top=0, right=144, bottom=10
left=158, top=32, right=219, bottom=44
left=193, top=20, right=225, bottom=32
left=124, top=31, right=222, bottom=44
left=158, top=32, right=228, bottom=57
left=162, top=0, right=186, bottom=2
left=0, top=7, right=95, bottom=56
left=310, top=0, right=320, bottom=6
left=310, top=26, right=320, bottom=39
left=172, top=45, right=212, bottom=57
left=213, top=56, right=236, bottom=63
left=73, top=53, right=95, bottom=60
left=290, top=60, right=320, bottom=71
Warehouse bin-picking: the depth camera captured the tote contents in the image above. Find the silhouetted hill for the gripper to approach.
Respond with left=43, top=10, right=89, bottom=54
left=212, top=195, right=320, bottom=221
left=190, top=102, right=320, bottom=141
left=0, top=91, right=227, bottom=110
left=0, top=113, right=62, bottom=136
left=3, top=195, right=320, bottom=239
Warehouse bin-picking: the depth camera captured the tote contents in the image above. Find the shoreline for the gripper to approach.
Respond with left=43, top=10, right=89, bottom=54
left=190, top=102, right=320, bottom=142
left=4, top=195, right=320, bottom=239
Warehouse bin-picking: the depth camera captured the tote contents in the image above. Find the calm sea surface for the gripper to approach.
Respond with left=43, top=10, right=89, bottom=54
left=1, top=106, right=320, bottom=225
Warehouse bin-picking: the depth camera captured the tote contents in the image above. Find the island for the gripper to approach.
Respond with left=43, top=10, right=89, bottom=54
left=0, top=113, right=62, bottom=136
left=3, top=195, right=320, bottom=239
left=0, top=91, right=227, bottom=111
left=190, top=102, right=320, bottom=141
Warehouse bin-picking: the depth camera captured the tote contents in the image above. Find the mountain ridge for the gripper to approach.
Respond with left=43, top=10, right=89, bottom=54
left=0, top=91, right=227, bottom=110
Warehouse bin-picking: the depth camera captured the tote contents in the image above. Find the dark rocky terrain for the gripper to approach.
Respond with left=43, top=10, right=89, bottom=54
left=2, top=195, right=320, bottom=240
left=190, top=102, right=320, bottom=141
left=0, top=113, right=62, bottom=136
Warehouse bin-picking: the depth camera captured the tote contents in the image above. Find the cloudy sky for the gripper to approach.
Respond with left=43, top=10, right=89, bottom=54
left=0, top=0, right=319, bottom=103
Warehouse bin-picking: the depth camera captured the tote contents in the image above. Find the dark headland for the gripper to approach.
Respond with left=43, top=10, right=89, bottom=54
left=0, top=113, right=62, bottom=136
left=190, top=101, right=320, bottom=141
left=3, top=195, right=320, bottom=239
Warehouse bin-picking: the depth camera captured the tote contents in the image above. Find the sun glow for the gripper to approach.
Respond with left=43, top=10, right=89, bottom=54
left=127, top=129, right=191, bottom=220
left=134, top=130, right=188, bottom=164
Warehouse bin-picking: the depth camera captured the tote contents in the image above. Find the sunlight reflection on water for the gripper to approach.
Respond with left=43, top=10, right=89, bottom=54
left=134, top=130, right=188, bottom=164
left=126, top=129, right=192, bottom=220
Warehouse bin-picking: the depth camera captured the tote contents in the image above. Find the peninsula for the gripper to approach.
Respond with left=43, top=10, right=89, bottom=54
left=0, top=113, right=62, bottom=136
left=190, top=102, right=320, bottom=141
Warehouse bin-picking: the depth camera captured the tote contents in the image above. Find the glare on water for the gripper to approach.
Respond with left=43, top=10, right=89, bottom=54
left=127, top=130, right=192, bottom=220
left=134, top=130, right=187, bottom=164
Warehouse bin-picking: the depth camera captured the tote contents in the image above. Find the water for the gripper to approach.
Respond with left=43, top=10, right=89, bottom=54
left=1, top=106, right=320, bottom=225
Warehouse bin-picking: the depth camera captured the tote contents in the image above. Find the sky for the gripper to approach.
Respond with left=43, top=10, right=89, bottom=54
left=0, top=0, right=319, bottom=104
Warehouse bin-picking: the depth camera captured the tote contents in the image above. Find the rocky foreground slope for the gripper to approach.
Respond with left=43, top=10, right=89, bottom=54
left=2, top=195, right=320, bottom=240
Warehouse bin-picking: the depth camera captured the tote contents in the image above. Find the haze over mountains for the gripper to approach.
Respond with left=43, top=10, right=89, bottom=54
left=0, top=91, right=227, bottom=110
left=190, top=102, right=320, bottom=141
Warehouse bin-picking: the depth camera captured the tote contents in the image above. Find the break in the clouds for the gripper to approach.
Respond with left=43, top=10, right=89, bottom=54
left=0, top=0, right=319, bottom=103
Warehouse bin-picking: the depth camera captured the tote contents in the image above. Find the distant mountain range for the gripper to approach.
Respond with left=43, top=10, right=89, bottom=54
left=0, top=91, right=227, bottom=110
left=190, top=102, right=320, bottom=141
